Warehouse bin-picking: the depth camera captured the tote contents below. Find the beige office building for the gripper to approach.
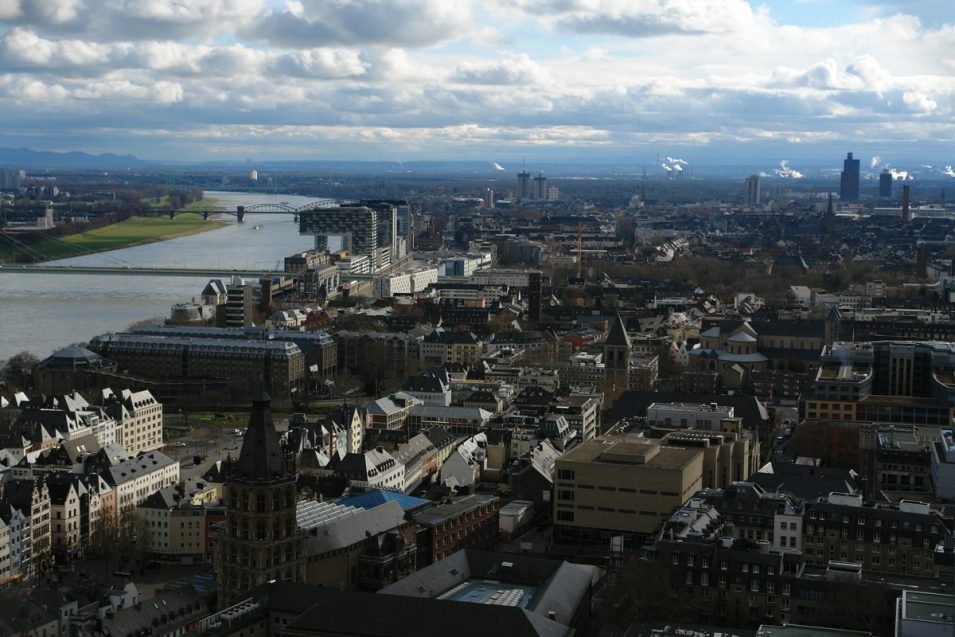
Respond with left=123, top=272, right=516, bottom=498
left=554, top=438, right=703, bottom=545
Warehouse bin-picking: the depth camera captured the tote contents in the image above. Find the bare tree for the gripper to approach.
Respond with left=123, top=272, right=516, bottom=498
left=0, top=350, right=39, bottom=390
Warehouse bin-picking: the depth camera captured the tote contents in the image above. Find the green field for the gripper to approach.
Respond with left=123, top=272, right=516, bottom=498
left=6, top=210, right=225, bottom=261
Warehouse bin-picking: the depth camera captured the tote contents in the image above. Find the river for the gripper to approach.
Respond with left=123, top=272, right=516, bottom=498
left=0, top=191, right=324, bottom=364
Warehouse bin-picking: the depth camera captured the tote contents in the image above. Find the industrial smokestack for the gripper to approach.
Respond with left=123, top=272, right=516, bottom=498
left=902, top=184, right=911, bottom=223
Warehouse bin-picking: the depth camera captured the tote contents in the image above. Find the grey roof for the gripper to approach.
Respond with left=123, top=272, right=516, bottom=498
left=40, top=346, right=104, bottom=369
left=610, top=391, right=769, bottom=428
left=302, top=499, right=407, bottom=555
left=380, top=549, right=599, bottom=627
left=411, top=494, right=498, bottom=527
left=98, top=589, right=205, bottom=637
left=101, top=451, right=176, bottom=486
left=410, top=404, right=491, bottom=421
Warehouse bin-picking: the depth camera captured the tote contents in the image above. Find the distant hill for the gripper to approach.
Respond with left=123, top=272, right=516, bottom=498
left=0, top=147, right=146, bottom=169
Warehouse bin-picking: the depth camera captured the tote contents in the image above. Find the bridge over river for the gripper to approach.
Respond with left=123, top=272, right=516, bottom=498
left=169, top=198, right=338, bottom=221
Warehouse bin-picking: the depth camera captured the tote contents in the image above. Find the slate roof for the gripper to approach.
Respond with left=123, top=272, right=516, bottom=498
left=286, top=590, right=570, bottom=637
left=39, top=346, right=104, bottom=369
left=101, top=451, right=176, bottom=487
left=751, top=462, right=861, bottom=501
left=605, top=313, right=633, bottom=348
left=230, top=388, right=291, bottom=484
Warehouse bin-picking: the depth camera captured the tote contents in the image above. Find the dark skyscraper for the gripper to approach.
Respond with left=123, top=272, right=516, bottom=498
left=879, top=169, right=893, bottom=198
left=840, top=152, right=860, bottom=201
left=516, top=169, right=531, bottom=200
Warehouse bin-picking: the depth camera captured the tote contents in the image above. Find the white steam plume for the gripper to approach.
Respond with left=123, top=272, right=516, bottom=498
left=774, top=160, right=803, bottom=179
left=870, top=156, right=881, bottom=169
left=942, top=166, right=955, bottom=178
left=492, top=162, right=505, bottom=171
left=660, top=156, right=688, bottom=175
left=885, top=165, right=913, bottom=180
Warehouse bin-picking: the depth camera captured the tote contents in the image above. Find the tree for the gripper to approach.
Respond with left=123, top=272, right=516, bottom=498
left=0, top=350, right=39, bottom=390
left=592, top=551, right=698, bottom=636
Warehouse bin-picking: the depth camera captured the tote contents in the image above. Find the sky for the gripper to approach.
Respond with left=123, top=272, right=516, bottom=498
left=0, top=0, right=954, bottom=172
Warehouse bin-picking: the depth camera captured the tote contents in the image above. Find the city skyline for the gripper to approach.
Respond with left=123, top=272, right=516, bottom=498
left=0, top=0, right=952, bottom=168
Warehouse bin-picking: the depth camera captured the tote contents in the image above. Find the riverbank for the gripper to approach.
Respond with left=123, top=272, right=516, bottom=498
left=1, top=198, right=225, bottom=262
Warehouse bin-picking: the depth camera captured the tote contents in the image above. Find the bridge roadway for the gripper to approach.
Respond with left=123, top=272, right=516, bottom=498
left=0, top=264, right=387, bottom=282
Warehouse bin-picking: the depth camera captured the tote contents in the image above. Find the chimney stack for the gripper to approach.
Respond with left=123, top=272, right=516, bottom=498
left=902, top=184, right=911, bottom=223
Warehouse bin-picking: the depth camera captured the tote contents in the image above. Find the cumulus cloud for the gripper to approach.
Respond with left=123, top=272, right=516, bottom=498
left=903, top=90, right=938, bottom=114
left=452, top=52, right=552, bottom=86
left=0, top=0, right=953, bottom=160
left=0, top=0, right=22, bottom=20
left=511, top=0, right=757, bottom=38
left=245, top=0, right=470, bottom=47
left=5, top=0, right=265, bottom=39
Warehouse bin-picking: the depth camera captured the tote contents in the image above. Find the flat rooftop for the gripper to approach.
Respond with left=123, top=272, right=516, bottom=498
left=902, top=591, right=955, bottom=624
left=560, top=439, right=700, bottom=470
left=756, top=624, right=871, bottom=637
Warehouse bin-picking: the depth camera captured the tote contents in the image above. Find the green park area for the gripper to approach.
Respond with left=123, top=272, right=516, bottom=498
left=3, top=199, right=224, bottom=261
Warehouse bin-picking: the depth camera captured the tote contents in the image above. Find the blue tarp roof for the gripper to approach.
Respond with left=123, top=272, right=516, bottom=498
left=338, top=489, right=429, bottom=512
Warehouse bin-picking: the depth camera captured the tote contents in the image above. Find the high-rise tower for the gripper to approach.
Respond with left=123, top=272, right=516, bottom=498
left=516, top=169, right=531, bottom=201
left=217, top=388, right=305, bottom=606
left=840, top=152, right=860, bottom=201
left=744, top=175, right=761, bottom=205
left=879, top=169, right=893, bottom=198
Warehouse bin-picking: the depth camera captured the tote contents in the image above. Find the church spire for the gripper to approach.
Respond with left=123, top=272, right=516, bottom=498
left=231, top=387, right=290, bottom=483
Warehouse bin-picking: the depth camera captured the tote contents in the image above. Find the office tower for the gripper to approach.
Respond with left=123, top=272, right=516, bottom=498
left=879, top=169, right=893, bottom=198
left=744, top=174, right=761, bottom=205
left=0, top=169, right=20, bottom=190
left=533, top=173, right=547, bottom=200
left=840, top=152, right=860, bottom=201
left=516, top=170, right=531, bottom=200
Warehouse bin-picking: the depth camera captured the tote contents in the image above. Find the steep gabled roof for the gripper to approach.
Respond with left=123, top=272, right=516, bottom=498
left=230, top=388, right=291, bottom=484
left=605, top=313, right=632, bottom=348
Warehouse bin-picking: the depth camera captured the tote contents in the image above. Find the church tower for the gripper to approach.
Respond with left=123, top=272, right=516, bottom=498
left=217, top=388, right=305, bottom=606
left=603, top=313, right=633, bottom=390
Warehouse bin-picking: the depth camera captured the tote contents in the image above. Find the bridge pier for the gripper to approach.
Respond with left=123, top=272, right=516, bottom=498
left=236, top=206, right=244, bottom=223
left=168, top=211, right=175, bottom=220
left=203, top=211, right=209, bottom=220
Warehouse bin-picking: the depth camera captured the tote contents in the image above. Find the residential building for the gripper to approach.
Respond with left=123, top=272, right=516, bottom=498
left=406, top=404, right=491, bottom=435
left=411, top=494, right=500, bottom=565
left=802, top=493, right=949, bottom=577
left=336, top=447, right=405, bottom=492
left=102, top=388, right=163, bottom=455
left=100, top=450, right=179, bottom=516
